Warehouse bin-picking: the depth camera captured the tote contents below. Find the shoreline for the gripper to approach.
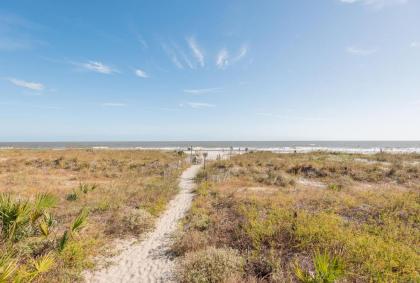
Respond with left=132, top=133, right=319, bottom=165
left=1, top=145, right=420, bottom=154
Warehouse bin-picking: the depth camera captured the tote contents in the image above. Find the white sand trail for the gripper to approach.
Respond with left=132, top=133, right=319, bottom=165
left=85, top=164, right=202, bottom=283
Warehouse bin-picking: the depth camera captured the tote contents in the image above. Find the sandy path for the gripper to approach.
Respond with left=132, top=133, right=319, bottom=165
left=86, top=164, right=202, bottom=283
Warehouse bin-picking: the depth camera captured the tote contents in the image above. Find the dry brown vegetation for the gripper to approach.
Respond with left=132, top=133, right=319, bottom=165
left=0, top=149, right=186, bottom=282
left=174, top=151, right=420, bottom=282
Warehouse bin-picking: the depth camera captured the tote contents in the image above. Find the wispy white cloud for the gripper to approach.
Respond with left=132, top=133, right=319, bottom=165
left=183, top=88, right=221, bottom=95
left=6, top=78, right=44, bottom=91
left=186, top=36, right=205, bottom=67
left=216, top=49, right=229, bottom=69
left=0, top=13, right=46, bottom=51
left=410, top=42, right=420, bottom=48
left=135, top=33, right=148, bottom=49
left=161, top=43, right=184, bottom=69
left=0, top=13, right=34, bottom=31
left=0, top=38, right=30, bottom=51
left=173, top=43, right=195, bottom=69
left=346, top=46, right=376, bottom=56
left=184, top=102, right=215, bottom=109
left=215, top=45, right=248, bottom=69
left=134, top=68, right=149, bottom=78
left=339, top=0, right=408, bottom=8
left=102, top=102, right=126, bottom=107
left=233, top=45, right=248, bottom=62
left=80, top=61, right=117, bottom=74
left=180, top=51, right=194, bottom=69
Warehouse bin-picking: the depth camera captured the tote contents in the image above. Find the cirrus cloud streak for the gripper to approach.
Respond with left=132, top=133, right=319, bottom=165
left=6, top=77, right=44, bottom=91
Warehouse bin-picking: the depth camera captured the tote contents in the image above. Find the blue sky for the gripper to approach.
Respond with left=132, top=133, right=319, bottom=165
left=1, top=0, right=419, bottom=141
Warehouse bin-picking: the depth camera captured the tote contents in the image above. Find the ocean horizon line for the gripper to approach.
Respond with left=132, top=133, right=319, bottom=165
left=1, top=140, right=420, bottom=153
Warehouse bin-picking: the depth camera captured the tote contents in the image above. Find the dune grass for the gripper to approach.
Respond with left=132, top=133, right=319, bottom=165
left=0, top=149, right=186, bottom=282
left=174, top=151, right=420, bottom=282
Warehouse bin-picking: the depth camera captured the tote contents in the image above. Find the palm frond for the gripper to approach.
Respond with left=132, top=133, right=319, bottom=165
left=38, top=221, right=49, bottom=237
left=31, top=193, right=57, bottom=222
left=58, top=231, right=69, bottom=252
left=70, top=208, right=89, bottom=233
left=43, top=212, right=54, bottom=227
left=0, top=252, right=18, bottom=282
left=32, top=253, right=55, bottom=274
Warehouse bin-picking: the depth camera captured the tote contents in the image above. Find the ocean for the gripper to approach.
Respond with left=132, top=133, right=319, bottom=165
left=0, top=141, right=420, bottom=153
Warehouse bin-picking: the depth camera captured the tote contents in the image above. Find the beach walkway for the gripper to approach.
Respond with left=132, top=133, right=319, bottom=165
left=85, top=164, right=202, bottom=283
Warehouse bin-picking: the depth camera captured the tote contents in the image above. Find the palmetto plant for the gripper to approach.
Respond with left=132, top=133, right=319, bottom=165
left=0, top=193, right=89, bottom=281
left=58, top=231, right=69, bottom=252
left=59, top=208, right=89, bottom=251
left=29, top=252, right=55, bottom=281
left=31, top=194, right=57, bottom=223
left=0, top=252, right=18, bottom=282
left=39, top=212, right=55, bottom=237
left=0, top=193, right=57, bottom=242
left=295, top=250, right=344, bottom=283
left=0, top=195, right=32, bottom=242
left=11, top=253, right=55, bottom=283
left=70, top=208, right=88, bottom=233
